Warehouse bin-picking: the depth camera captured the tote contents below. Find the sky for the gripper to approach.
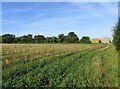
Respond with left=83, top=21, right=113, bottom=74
left=1, top=0, right=119, bottom=2
left=2, top=2, right=118, bottom=38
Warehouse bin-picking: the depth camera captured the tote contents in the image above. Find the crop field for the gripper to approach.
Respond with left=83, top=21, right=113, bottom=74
left=1, top=44, right=118, bottom=87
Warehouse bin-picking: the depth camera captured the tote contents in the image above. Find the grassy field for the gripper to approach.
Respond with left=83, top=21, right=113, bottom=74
left=1, top=44, right=118, bottom=87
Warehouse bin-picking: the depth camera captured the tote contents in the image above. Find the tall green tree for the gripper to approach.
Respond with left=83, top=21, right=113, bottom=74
left=52, top=36, right=58, bottom=43
left=58, top=34, right=64, bottom=43
left=19, top=34, right=33, bottom=43
left=20, top=35, right=27, bottom=43
left=2, top=34, right=15, bottom=43
left=44, top=37, right=53, bottom=43
left=80, top=36, right=91, bottom=44
left=113, top=18, right=120, bottom=52
left=0, top=36, right=2, bottom=43
left=66, top=32, right=79, bottom=43
left=34, top=35, right=45, bottom=43
left=26, top=34, right=33, bottom=43
left=14, top=37, right=21, bottom=43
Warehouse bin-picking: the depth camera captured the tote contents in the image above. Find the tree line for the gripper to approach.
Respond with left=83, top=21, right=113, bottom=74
left=0, top=32, right=91, bottom=44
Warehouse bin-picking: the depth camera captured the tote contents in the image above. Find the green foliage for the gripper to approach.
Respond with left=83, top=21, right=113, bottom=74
left=58, top=34, right=65, bottom=43
left=1, top=32, right=90, bottom=44
left=80, top=36, right=91, bottom=44
left=20, top=35, right=27, bottom=43
left=44, top=37, right=53, bottom=43
left=44, top=36, right=58, bottom=43
left=14, top=37, right=21, bottom=43
left=2, top=34, right=15, bottom=43
left=66, top=32, right=79, bottom=43
left=0, top=36, right=2, bottom=43
left=113, top=18, right=120, bottom=51
left=34, top=35, right=45, bottom=43
left=26, top=34, right=33, bottom=43
left=51, top=36, right=58, bottom=43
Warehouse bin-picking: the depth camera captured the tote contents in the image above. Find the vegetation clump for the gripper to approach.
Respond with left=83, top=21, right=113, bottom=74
left=1, top=32, right=91, bottom=44
left=113, top=18, right=120, bottom=52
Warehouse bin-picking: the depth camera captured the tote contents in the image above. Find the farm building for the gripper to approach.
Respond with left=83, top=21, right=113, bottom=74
left=101, top=37, right=111, bottom=43
left=92, top=38, right=101, bottom=43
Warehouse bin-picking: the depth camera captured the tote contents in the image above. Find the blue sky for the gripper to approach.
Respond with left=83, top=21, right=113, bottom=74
left=2, top=2, right=118, bottom=38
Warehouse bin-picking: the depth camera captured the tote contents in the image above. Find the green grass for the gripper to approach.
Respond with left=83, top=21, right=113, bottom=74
left=2, top=44, right=118, bottom=87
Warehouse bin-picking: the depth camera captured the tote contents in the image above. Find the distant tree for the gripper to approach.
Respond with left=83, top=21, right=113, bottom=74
left=19, top=34, right=33, bottom=43
left=14, top=37, right=21, bottom=43
left=113, top=18, right=120, bottom=52
left=52, top=36, right=58, bottom=43
left=1, top=32, right=93, bottom=44
left=80, top=36, right=91, bottom=44
left=58, top=34, right=64, bottom=43
left=66, top=32, right=79, bottom=43
left=26, top=34, right=33, bottom=43
left=44, top=37, right=53, bottom=43
left=0, top=36, right=2, bottom=43
left=20, top=35, right=27, bottom=43
left=2, top=34, right=15, bottom=43
left=34, top=35, right=45, bottom=43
